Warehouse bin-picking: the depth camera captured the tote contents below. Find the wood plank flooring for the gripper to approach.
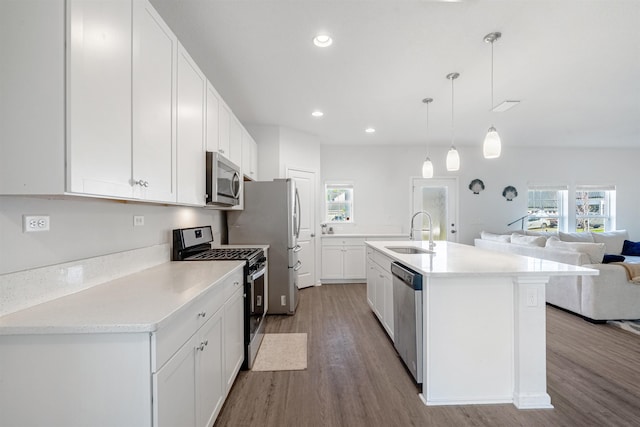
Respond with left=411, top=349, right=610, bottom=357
left=214, top=284, right=640, bottom=427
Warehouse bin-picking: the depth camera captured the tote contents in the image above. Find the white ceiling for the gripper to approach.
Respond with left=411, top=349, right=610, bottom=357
left=150, top=0, right=640, bottom=149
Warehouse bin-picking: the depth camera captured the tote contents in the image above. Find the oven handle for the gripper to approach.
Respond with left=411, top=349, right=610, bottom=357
left=251, top=266, right=266, bottom=281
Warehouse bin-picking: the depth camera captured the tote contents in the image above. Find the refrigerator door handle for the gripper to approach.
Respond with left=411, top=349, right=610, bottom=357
left=294, top=188, right=301, bottom=239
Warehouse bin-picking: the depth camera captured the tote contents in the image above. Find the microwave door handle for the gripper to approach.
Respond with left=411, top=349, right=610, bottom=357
left=231, top=171, right=241, bottom=199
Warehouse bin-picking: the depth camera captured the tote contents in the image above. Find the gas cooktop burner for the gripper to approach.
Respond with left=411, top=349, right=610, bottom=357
left=184, top=247, right=262, bottom=261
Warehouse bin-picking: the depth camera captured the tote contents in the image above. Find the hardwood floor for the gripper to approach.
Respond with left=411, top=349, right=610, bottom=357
left=214, top=284, right=640, bottom=427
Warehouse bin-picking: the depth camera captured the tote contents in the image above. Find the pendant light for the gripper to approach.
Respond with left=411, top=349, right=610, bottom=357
left=446, top=72, right=460, bottom=172
left=421, top=98, right=434, bottom=178
left=483, top=32, right=502, bottom=159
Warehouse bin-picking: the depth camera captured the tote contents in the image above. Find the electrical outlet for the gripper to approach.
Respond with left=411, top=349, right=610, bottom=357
left=133, top=215, right=144, bottom=227
left=281, top=295, right=286, bottom=306
left=23, top=215, right=50, bottom=232
left=526, top=289, right=538, bottom=307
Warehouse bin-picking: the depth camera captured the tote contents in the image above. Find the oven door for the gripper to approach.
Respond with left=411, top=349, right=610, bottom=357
left=248, top=264, right=267, bottom=342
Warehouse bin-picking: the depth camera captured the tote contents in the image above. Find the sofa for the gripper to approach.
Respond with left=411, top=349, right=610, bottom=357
left=474, top=230, right=640, bottom=321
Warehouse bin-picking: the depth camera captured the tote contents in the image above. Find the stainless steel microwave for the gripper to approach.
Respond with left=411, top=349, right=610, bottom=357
left=206, top=151, right=241, bottom=206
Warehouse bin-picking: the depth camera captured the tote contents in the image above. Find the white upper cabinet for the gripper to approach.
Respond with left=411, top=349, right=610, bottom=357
left=218, top=102, right=231, bottom=158
left=132, top=0, right=177, bottom=203
left=176, top=43, right=206, bottom=206
left=206, top=82, right=220, bottom=153
left=67, top=0, right=133, bottom=198
left=241, top=129, right=258, bottom=181
left=68, top=0, right=177, bottom=202
left=0, top=0, right=254, bottom=208
left=229, top=115, right=243, bottom=166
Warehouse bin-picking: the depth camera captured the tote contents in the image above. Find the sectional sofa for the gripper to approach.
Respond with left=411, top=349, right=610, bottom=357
left=474, top=230, right=640, bottom=321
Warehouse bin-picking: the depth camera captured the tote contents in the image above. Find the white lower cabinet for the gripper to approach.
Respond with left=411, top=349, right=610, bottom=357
left=366, top=247, right=394, bottom=340
left=321, top=237, right=366, bottom=283
left=224, top=288, right=245, bottom=392
left=0, top=267, right=244, bottom=427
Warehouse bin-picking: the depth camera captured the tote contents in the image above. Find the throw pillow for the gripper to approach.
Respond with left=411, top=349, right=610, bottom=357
left=621, top=240, right=640, bottom=256
left=559, top=231, right=595, bottom=243
left=592, top=230, right=630, bottom=254
left=546, top=238, right=606, bottom=264
left=480, top=231, right=511, bottom=243
left=511, top=233, right=547, bottom=247
left=526, top=230, right=558, bottom=238
left=603, top=254, right=626, bottom=264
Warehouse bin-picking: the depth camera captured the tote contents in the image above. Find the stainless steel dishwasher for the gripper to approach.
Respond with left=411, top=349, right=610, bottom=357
left=392, top=261, right=423, bottom=384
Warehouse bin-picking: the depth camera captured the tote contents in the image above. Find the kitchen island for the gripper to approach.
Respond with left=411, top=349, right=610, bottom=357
left=365, top=240, right=598, bottom=409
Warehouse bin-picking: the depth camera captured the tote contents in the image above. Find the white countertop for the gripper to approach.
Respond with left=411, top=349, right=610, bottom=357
left=366, top=240, right=599, bottom=278
left=0, top=261, right=244, bottom=335
left=321, top=233, right=407, bottom=238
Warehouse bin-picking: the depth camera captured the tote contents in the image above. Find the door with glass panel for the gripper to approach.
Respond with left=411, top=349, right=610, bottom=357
left=411, top=178, right=459, bottom=242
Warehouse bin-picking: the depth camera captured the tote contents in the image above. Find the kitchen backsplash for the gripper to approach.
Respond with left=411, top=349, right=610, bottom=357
left=0, top=244, right=170, bottom=317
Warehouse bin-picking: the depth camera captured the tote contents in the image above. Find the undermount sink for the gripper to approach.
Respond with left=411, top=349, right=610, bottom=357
left=385, top=246, right=434, bottom=255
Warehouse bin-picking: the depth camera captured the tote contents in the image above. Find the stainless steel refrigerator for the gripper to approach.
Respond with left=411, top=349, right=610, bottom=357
left=227, top=179, right=301, bottom=314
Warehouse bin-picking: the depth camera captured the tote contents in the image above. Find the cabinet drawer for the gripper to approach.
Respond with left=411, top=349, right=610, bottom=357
left=372, top=250, right=392, bottom=273
left=153, top=268, right=244, bottom=371
left=322, top=237, right=365, bottom=246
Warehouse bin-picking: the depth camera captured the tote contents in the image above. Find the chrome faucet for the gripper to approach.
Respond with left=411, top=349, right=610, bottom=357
left=410, top=211, right=435, bottom=250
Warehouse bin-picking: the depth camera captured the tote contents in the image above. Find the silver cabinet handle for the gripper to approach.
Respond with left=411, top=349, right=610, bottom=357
left=198, top=311, right=206, bottom=318
left=134, top=180, right=149, bottom=187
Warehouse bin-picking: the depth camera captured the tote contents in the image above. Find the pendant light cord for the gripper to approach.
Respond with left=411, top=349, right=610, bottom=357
left=490, top=39, right=494, bottom=110
left=426, top=101, right=429, bottom=153
left=451, top=75, right=455, bottom=145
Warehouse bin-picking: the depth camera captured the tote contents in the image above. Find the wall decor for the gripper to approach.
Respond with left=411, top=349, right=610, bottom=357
left=502, top=185, right=518, bottom=201
left=468, top=179, right=485, bottom=194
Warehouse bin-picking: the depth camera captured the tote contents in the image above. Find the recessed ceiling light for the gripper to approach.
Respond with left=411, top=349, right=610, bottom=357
left=365, top=128, right=376, bottom=133
left=313, top=34, right=333, bottom=47
left=492, top=100, right=521, bottom=112
left=311, top=111, right=324, bottom=117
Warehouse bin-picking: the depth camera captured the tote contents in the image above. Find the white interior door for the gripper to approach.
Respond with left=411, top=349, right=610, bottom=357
left=411, top=177, right=459, bottom=242
left=287, top=167, right=316, bottom=289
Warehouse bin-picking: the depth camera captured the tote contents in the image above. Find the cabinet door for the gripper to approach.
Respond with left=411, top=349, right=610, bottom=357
left=68, top=0, right=133, bottom=198
left=229, top=115, right=243, bottom=166
left=176, top=43, right=206, bottom=206
left=242, top=130, right=258, bottom=180
left=206, top=82, right=220, bottom=153
left=366, top=259, right=377, bottom=309
left=153, top=335, right=197, bottom=427
left=132, top=0, right=177, bottom=202
left=374, top=265, right=385, bottom=321
left=224, top=287, right=245, bottom=392
left=382, top=270, right=394, bottom=340
left=321, top=246, right=344, bottom=279
left=343, top=246, right=366, bottom=279
left=197, top=309, right=224, bottom=427
left=218, top=103, right=231, bottom=158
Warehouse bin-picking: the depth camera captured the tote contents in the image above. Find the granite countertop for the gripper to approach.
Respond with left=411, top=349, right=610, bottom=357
left=0, top=261, right=244, bottom=335
left=365, top=240, right=599, bottom=278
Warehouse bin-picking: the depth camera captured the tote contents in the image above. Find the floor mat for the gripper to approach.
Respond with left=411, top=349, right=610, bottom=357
left=251, top=333, right=308, bottom=371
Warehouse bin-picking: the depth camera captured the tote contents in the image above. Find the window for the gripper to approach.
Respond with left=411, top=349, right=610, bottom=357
left=575, top=185, right=615, bottom=232
left=325, top=183, right=353, bottom=223
left=527, top=186, right=567, bottom=231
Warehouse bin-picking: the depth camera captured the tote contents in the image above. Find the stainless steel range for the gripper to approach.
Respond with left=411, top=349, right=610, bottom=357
left=172, top=226, right=267, bottom=370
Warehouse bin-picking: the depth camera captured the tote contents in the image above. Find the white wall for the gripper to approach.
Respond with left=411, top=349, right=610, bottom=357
left=321, top=145, right=640, bottom=244
left=0, top=196, right=224, bottom=275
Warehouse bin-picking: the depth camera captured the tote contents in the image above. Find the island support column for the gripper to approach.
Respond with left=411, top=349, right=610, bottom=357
left=512, top=276, right=553, bottom=409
